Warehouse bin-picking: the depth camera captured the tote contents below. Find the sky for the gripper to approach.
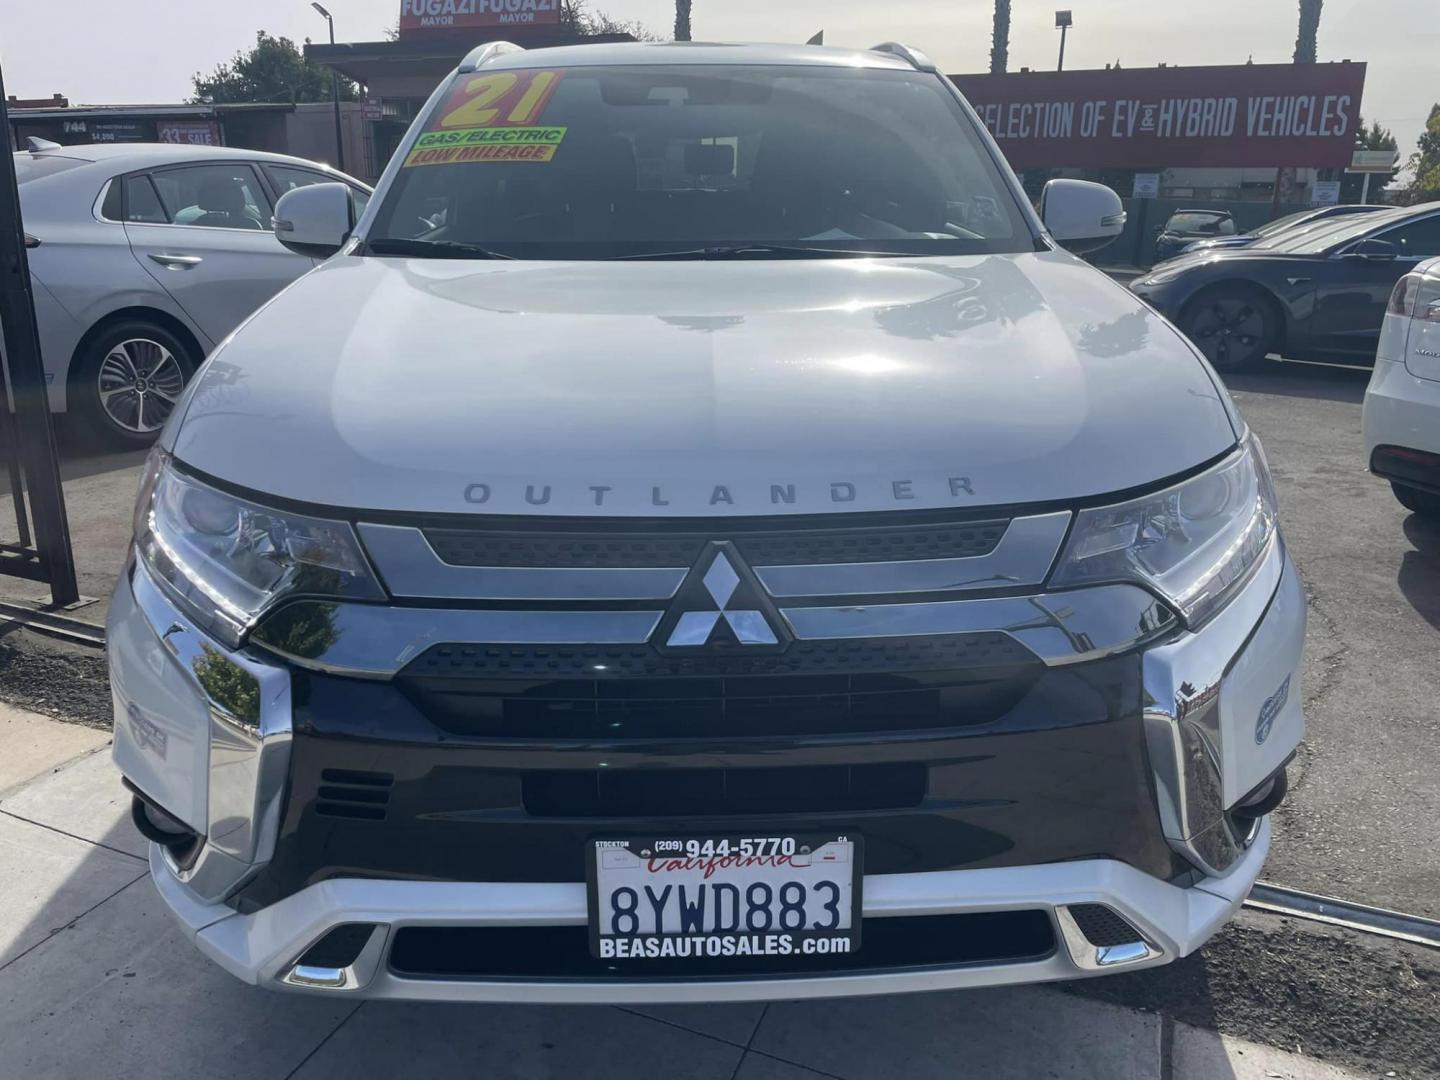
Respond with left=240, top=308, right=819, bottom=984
left=3, top=0, right=1435, bottom=159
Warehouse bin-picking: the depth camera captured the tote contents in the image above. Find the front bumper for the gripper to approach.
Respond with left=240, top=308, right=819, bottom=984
left=149, top=821, right=1269, bottom=1003
left=109, top=533, right=1305, bottom=1001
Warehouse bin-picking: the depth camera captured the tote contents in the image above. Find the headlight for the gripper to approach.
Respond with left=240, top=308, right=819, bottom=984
left=1049, top=434, right=1277, bottom=627
left=133, top=452, right=383, bottom=647
left=1137, top=265, right=1184, bottom=287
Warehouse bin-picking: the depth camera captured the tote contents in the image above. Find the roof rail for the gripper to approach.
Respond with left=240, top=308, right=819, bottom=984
left=869, top=42, right=938, bottom=72
left=458, top=40, right=525, bottom=73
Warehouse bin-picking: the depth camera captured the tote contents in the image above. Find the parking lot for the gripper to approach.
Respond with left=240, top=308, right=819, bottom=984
left=0, top=354, right=1437, bottom=1079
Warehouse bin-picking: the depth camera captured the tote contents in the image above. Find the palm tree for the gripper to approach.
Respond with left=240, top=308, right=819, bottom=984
left=990, top=0, right=1011, bottom=74
left=1293, top=0, right=1322, bottom=63
left=675, top=0, right=692, bottom=42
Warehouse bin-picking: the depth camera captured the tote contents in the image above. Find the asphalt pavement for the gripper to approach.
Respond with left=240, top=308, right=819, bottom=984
left=1222, top=360, right=1440, bottom=920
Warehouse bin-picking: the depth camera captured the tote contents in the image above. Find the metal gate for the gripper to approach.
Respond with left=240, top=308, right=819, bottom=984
left=0, top=69, right=79, bottom=608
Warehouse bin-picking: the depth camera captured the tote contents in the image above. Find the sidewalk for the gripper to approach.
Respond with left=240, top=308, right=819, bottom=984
left=0, top=703, right=1374, bottom=1080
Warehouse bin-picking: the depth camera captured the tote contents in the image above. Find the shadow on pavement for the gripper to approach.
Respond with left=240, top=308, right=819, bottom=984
left=1398, top=514, right=1440, bottom=631
left=1221, top=358, right=1370, bottom=405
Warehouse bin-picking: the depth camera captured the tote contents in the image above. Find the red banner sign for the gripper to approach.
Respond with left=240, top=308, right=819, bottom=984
left=399, top=0, right=561, bottom=32
left=950, top=62, right=1366, bottom=170
left=157, top=121, right=220, bottom=146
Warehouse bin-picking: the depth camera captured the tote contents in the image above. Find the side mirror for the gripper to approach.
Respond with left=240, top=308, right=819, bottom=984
left=1345, top=237, right=1398, bottom=261
left=272, top=182, right=354, bottom=258
left=1040, top=179, right=1126, bottom=254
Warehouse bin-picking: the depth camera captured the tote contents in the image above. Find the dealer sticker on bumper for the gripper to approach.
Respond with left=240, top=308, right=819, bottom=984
left=587, top=834, right=862, bottom=961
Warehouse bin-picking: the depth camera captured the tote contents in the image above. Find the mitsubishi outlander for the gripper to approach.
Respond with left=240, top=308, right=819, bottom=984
left=109, top=41, right=1305, bottom=1002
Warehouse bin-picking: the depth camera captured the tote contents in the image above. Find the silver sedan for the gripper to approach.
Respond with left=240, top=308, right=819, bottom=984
left=16, top=143, right=369, bottom=445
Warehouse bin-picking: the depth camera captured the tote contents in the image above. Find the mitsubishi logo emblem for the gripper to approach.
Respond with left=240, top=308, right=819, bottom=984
left=654, top=543, right=790, bottom=652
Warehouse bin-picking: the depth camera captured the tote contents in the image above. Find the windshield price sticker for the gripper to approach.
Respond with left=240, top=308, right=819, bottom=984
left=587, top=834, right=863, bottom=962
left=405, top=69, right=566, bottom=167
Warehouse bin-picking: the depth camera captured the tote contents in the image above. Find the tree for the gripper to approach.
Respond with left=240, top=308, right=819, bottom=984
left=1405, top=104, right=1440, bottom=204
left=675, top=0, right=693, bottom=41
left=1338, top=118, right=1399, bottom=202
left=559, top=0, right=656, bottom=40
left=990, top=0, right=1011, bottom=74
left=191, top=31, right=358, bottom=105
left=1292, top=0, right=1323, bottom=64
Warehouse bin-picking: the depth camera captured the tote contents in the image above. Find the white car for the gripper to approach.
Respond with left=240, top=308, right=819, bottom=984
left=108, top=40, right=1305, bottom=1003
left=1363, top=255, right=1440, bottom=518
left=16, top=143, right=369, bottom=445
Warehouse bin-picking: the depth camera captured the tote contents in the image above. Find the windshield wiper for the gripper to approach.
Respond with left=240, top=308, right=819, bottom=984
left=609, top=245, right=905, bottom=261
left=365, top=237, right=516, bottom=260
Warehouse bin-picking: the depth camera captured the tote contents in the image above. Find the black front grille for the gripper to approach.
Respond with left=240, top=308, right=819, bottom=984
left=399, top=634, right=1040, bottom=740
left=521, top=762, right=925, bottom=818
left=423, top=529, right=704, bottom=568
left=314, top=769, right=394, bottom=821
left=404, top=633, right=1034, bottom=679
left=736, top=520, right=1009, bottom=566
left=387, top=911, right=1055, bottom=981
left=420, top=518, right=1010, bottom=569
left=1067, top=903, right=1143, bottom=947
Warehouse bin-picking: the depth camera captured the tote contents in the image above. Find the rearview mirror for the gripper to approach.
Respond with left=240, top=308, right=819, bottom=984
left=1040, top=179, right=1126, bottom=254
left=1344, top=237, right=1398, bottom=261
left=272, top=182, right=354, bottom=258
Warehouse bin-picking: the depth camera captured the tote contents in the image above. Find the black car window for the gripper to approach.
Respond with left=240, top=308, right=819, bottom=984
left=122, top=175, right=167, bottom=224
left=100, top=179, right=123, bottom=220
left=263, top=163, right=372, bottom=218
left=145, top=164, right=272, bottom=230
left=1374, top=214, right=1440, bottom=260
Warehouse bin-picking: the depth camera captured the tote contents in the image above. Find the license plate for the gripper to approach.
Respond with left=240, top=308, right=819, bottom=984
left=587, top=833, right=862, bottom=961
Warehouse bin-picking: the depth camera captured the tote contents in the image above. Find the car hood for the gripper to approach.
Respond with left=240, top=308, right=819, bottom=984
left=170, top=250, right=1239, bottom=517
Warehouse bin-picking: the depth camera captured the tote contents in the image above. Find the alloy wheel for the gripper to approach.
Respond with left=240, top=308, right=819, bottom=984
left=1188, top=297, right=1267, bottom=369
left=96, top=338, right=186, bottom=434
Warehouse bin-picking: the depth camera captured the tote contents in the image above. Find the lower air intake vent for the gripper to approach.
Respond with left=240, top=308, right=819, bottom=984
left=522, top=762, right=926, bottom=819
left=315, top=769, right=394, bottom=821
left=1065, top=903, right=1143, bottom=948
left=295, top=923, right=379, bottom=969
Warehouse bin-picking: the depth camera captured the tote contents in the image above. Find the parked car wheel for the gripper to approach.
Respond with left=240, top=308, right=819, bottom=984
left=1180, top=287, right=1277, bottom=372
left=1391, top=482, right=1440, bottom=520
left=73, top=320, right=198, bottom=447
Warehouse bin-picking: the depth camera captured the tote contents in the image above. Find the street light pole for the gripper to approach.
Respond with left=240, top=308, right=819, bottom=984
left=312, top=2, right=345, bottom=173
left=1055, top=10, right=1073, bottom=71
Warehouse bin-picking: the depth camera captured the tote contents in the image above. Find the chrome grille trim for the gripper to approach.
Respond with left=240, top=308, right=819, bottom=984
left=780, top=585, right=1175, bottom=665
left=357, top=523, right=688, bottom=601
left=251, top=605, right=665, bottom=678
left=359, top=513, right=1068, bottom=603
left=252, top=587, right=1172, bottom=678
left=752, top=511, right=1071, bottom=598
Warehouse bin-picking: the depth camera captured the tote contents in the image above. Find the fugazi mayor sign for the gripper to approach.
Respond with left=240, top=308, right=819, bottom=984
left=950, top=61, right=1366, bottom=170
left=399, top=0, right=560, bottom=32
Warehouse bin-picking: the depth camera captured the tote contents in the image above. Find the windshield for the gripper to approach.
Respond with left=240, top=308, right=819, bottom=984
left=1257, top=209, right=1407, bottom=254
left=1165, top=212, right=1229, bottom=233
left=1250, top=209, right=1313, bottom=238
left=366, top=64, right=1031, bottom=259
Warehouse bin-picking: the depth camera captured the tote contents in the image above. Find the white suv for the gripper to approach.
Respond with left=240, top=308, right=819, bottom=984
left=108, top=41, right=1305, bottom=1003
left=1364, top=255, right=1440, bottom=518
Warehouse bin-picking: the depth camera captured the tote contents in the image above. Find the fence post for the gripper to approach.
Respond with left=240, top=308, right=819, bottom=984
left=0, top=70, right=80, bottom=606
